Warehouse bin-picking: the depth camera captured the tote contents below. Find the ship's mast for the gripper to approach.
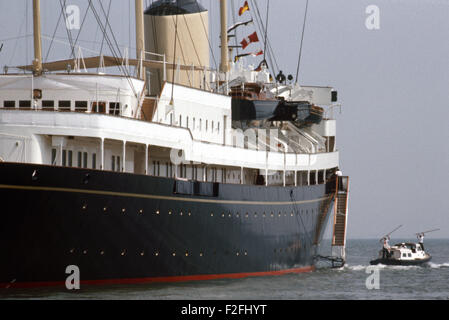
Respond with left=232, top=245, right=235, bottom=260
left=219, top=0, right=229, bottom=73
left=33, top=0, right=43, bottom=75
left=135, top=0, right=145, bottom=81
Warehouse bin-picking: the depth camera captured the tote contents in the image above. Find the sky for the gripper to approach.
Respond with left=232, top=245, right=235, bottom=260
left=0, top=0, right=448, bottom=240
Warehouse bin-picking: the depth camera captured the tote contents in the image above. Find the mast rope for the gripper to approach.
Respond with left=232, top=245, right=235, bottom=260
left=295, top=0, right=309, bottom=83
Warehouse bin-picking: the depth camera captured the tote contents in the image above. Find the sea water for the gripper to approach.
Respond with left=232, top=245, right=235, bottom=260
left=2, top=239, right=449, bottom=300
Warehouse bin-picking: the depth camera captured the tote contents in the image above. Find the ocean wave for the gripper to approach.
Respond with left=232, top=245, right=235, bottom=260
left=428, top=262, right=449, bottom=269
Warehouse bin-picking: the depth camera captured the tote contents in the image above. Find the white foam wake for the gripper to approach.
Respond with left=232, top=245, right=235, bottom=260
left=428, top=262, right=449, bottom=269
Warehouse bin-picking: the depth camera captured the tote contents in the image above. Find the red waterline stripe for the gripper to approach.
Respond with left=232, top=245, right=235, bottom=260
left=1, top=266, right=315, bottom=289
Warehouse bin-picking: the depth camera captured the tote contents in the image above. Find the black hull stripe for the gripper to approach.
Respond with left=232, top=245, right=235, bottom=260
left=0, top=184, right=331, bottom=206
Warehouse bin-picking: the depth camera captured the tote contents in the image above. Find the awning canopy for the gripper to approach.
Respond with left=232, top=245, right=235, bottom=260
left=16, top=55, right=208, bottom=73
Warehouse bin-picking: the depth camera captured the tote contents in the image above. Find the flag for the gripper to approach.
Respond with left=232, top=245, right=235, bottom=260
left=240, top=31, right=259, bottom=49
left=234, top=50, right=263, bottom=63
left=227, top=19, right=253, bottom=33
left=239, top=1, right=250, bottom=16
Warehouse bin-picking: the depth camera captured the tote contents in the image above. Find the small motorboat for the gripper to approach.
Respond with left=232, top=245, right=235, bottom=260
left=370, top=242, right=431, bottom=266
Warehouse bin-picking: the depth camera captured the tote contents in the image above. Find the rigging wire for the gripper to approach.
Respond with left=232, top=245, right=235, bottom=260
left=263, top=0, right=269, bottom=62
left=59, top=0, right=76, bottom=58
left=194, top=0, right=218, bottom=71
left=295, top=0, right=309, bottom=83
left=249, top=0, right=278, bottom=76
left=44, top=7, right=64, bottom=63
left=88, top=0, right=137, bottom=97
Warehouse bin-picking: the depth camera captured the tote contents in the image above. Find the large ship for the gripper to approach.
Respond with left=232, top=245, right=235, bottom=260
left=0, top=0, right=349, bottom=288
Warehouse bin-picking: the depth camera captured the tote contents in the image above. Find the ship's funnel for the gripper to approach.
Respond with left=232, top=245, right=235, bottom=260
left=144, top=0, right=210, bottom=95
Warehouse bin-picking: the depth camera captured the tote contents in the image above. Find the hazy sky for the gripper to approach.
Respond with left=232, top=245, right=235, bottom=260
left=0, top=0, right=448, bottom=239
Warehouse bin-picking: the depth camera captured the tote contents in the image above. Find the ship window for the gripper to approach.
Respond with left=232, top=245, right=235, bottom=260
left=3, top=101, right=15, bottom=108
left=75, top=101, right=88, bottom=112
left=402, top=253, right=407, bottom=257
left=186, top=116, right=189, bottom=128
left=112, top=156, right=116, bottom=171
left=92, top=101, right=106, bottom=113
left=109, top=102, right=120, bottom=115
left=211, top=121, right=214, bottom=132
left=19, top=100, right=31, bottom=108
left=83, top=152, right=88, bottom=168
left=58, top=100, right=71, bottom=111
left=217, top=122, right=220, bottom=133
left=179, top=115, right=182, bottom=127
left=51, top=148, right=57, bottom=165
left=408, top=253, right=412, bottom=257
left=199, top=119, right=202, bottom=130
left=68, top=150, right=73, bottom=167
left=42, top=100, right=54, bottom=110
left=77, top=152, right=82, bottom=167
left=192, top=118, right=196, bottom=130
left=62, top=150, right=67, bottom=166
left=116, top=156, right=121, bottom=172
left=206, top=120, right=208, bottom=131
left=92, top=153, right=97, bottom=169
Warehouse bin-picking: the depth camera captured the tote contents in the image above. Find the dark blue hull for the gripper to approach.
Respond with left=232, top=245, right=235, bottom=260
left=0, top=162, right=336, bottom=288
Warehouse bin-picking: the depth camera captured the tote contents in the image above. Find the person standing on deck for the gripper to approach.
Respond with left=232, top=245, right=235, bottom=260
left=417, top=233, right=425, bottom=251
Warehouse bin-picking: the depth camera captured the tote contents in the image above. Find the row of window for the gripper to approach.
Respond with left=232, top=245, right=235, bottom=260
left=171, top=114, right=221, bottom=133
left=51, top=148, right=121, bottom=171
left=2, top=100, right=121, bottom=115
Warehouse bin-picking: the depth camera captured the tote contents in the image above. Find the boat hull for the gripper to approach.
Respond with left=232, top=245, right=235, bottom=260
left=369, top=255, right=432, bottom=266
left=0, top=162, right=335, bottom=288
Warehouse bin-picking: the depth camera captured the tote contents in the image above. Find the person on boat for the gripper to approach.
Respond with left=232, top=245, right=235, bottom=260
left=417, top=233, right=425, bottom=251
left=381, top=236, right=391, bottom=258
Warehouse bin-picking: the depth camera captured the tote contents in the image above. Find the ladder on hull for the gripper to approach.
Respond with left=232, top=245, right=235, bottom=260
left=331, top=176, right=349, bottom=263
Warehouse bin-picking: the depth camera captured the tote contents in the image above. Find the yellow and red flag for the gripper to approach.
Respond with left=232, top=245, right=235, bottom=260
left=239, top=1, right=250, bottom=16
